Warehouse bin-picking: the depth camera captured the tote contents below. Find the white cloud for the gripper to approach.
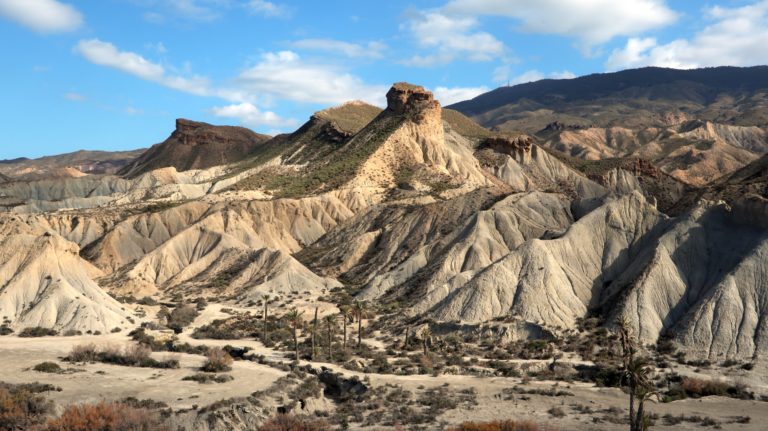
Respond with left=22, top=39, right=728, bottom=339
left=403, top=11, right=505, bottom=66
left=247, top=0, right=287, bottom=17
left=211, top=102, right=297, bottom=129
left=291, top=39, right=386, bottom=59
left=0, top=0, right=82, bottom=33
left=505, top=70, right=577, bottom=85
left=551, top=70, right=576, bottom=79
left=443, top=0, right=677, bottom=47
left=606, top=1, right=768, bottom=70
left=63, top=92, right=86, bottom=102
left=510, top=70, right=545, bottom=85
left=75, top=39, right=211, bottom=97
left=433, top=86, right=489, bottom=105
left=236, top=51, right=388, bottom=106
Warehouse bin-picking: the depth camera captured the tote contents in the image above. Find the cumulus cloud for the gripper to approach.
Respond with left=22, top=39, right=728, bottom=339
left=432, top=86, right=489, bottom=105
left=443, top=0, right=677, bottom=48
left=211, top=102, right=297, bottom=128
left=291, top=39, right=386, bottom=59
left=606, top=1, right=768, bottom=70
left=0, top=0, right=82, bottom=33
left=236, top=51, right=388, bottom=106
left=403, top=11, right=505, bottom=66
left=75, top=39, right=211, bottom=97
left=247, top=0, right=288, bottom=17
left=495, top=69, right=577, bottom=86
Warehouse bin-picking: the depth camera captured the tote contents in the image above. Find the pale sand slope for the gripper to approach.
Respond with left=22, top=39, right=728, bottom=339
left=0, top=233, right=131, bottom=333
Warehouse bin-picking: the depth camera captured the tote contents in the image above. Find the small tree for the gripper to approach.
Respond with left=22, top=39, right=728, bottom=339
left=286, top=309, right=303, bottom=361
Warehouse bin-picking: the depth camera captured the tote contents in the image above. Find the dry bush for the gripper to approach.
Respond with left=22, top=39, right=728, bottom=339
left=123, top=344, right=152, bottom=363
left=258, top=414, right=331, bottom=431
left=681, top=377, right=732, bottom=397
left=67, top=343, right=178, bottom=369
left=68, top=343, right=99, bottom=362
left=44, top=401, right=167, bottom=431
left=0, top=385, right=53, bottom=430
left=448, top=420, right=540, bottom=431
left=201, top=347, right=233, bottom=372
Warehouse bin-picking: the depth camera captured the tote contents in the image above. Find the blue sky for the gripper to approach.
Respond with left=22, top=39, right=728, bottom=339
left=1, top=0, right=767, bottom=159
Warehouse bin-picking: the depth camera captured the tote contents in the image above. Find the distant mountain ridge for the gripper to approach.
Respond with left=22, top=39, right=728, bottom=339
left=0, top=149, right=145, bottom=181
left=449, top=66, right=768, bottom=131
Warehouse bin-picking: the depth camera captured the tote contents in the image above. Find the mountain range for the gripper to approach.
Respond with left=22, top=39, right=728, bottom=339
left=1, top=68, right=767, bottom=364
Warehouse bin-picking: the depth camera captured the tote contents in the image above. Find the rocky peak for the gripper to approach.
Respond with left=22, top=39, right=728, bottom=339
left=386, top=82, right=440, bottom=122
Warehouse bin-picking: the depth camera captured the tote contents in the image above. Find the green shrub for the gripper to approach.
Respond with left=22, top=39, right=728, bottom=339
left=33, top=362, right=62, bottom=374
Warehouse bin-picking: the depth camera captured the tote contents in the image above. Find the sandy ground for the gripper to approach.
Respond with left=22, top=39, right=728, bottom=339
left=0, top=308, right=766, bottom=430
left=0, top=333, right=285, bottom=410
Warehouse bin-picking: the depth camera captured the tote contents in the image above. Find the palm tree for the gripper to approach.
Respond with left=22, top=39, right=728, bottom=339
left=262, top=295, right=271, bottom=343
left=286, top=308, right=303, bottom=361
left=339, top=305, right=350, bottom=352
left=616, top=316, right=657, bottom=431
left=420, top=326, right=432, bottom=355
left=353, top=301, right=368, bottom=348
left=310, top=306, right=319, bottom=361
left=324, top=314, right=336, bottom=360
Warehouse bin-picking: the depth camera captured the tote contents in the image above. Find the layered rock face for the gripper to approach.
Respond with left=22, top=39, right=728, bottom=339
left=119, top=119, right=271, bottom=177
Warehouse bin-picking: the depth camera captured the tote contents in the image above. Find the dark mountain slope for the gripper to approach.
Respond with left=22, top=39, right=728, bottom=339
left=449, top=66, right=768, bottom=132
left=119, top=119, right=271, bottom=178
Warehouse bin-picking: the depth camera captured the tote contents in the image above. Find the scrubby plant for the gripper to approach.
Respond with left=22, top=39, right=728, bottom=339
left=201, top=347, right=233, bottom=373
left=0, top=382, right=54, bottom=429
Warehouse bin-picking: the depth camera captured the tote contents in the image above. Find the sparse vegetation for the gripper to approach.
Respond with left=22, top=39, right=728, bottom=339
left=66, top=343, right=179, bottom=369
left=448, top=420, right=540, bottom=431
left=182, top=373, right=234, bottom=384
left=43, top=401, right=167, bottom=431
left=18, top=327, right=58, bottom=337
